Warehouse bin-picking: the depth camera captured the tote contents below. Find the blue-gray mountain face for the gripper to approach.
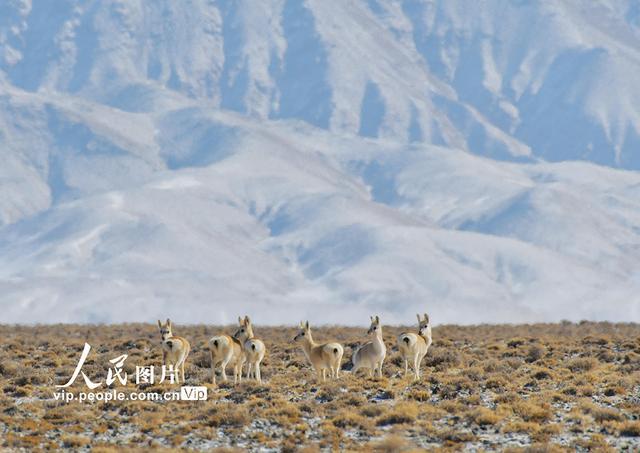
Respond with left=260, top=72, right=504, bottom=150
left=0, top=0, right=639, bottom=324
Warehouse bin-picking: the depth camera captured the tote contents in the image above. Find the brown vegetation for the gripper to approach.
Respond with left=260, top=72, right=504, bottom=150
left=0, top=322, right=639, bottom=450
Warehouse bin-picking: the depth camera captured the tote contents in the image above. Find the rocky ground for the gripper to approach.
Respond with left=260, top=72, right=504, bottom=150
left=0, top=322, right=639, bottom=451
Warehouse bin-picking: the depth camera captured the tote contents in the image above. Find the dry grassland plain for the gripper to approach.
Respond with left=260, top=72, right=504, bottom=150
left=0, top=322, right=639, bottom=451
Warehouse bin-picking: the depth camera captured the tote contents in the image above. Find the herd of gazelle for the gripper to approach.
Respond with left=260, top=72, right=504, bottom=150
left=157, top=314, right=432, bottom=385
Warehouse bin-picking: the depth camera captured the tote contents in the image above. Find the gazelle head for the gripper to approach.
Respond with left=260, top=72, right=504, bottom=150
left=367, top=315, right=381, bottom=335
left=293, top=321, right=310, bottom=342
left=417, top=313, right=430, bottom=336
left=157, top=318, right=173, bottom=341
left=233, top=315, right=254, bottom=341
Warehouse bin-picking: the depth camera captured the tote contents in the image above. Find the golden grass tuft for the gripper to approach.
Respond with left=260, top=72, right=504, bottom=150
left=60, top=434, right=91, bottom=448
left=376, top=402, right=419, bottom=426
left=618, top=421, right=640, bottom=437
left=468, top=407, right=503, bottom=426
left=511, top=399, right=553, bottom=423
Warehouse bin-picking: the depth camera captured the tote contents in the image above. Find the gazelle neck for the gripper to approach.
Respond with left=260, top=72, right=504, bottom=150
left=372, top=328, right=385, bottom=349
left=239, top=332, right=255, bottom=348
left=245, top=325, right=255, bottom=341
left=302, top=332, right=317, bottom=354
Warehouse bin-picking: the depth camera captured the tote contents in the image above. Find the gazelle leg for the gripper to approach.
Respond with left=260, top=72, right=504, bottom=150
left=417, top=355, right=425, bottom=378
left=256, top=362, right=261, bottom=383
left=246, top=363, right=253, bottom=379
left=221, top=359, right=229, bottom=381
left=322, top=368, right=326, bottom=381
left=171, top=362, right=179, bottom=384
left=210, top=353, right=217, bottom=385
left=404, top=359, right=408, bottom=376
left=413, top=357, right=420, bottom=380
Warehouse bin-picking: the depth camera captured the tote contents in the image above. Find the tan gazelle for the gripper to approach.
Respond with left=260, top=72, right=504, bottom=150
left=157, top=318, right=191, bottom=384
left=397, top=313, right=432, bottom=380
left=233, top=316, right=266, bottom=383
left=351, top=315, right=386, bottom=378
left=293, top=321, right=344, bottom=381
left=208, top=331, right=245, bottom=386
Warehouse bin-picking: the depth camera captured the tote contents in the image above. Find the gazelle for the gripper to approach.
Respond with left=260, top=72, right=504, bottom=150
left=351, top=315, right=386, bottom=378
left=397, top=313, right=432, bottom=380
left=233, top=316, right=266, bottom=383
left=157, top=318, right=191, bottom=384
left=208, top=333, right=245, bottom=385
left=293, top=321, right=344, bottom=381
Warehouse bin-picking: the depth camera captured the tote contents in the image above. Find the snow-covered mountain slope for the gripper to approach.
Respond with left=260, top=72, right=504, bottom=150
left=1, top=85, right=639, bottom=324
left=1, top=1, right=639, bottom=324
left=2, top=0, right=640, bottom=166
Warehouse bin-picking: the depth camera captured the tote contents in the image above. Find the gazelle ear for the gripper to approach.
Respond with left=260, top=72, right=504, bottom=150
left=370, top=315, right=374, bottom=322
left=416, top=313, right=421, bottom=323
left=305, top=320, right=310, bottom=330
left=166, top=318, right=171, bottom=327
left=424, top=313, right=430, bottom=323
left=299, top=321, right=304, bottom=328
left=244, top=315, right=250, bottom=324
left=375, top=315, right=380, bottom=324
left=157, top=320, right=162, bottom=328
left=238, top=316, right=243, bottom=325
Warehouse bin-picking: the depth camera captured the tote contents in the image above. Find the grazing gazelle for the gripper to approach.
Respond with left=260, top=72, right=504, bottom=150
left=208, top=332, right=245, bottom=386
left=293, top=321, right=344, bottom=381
left=397, top=313, right=432, bottom=380
left=233, top=316, right=266, bottom=383
left=157, top=318, right=191, bottom=384
left=351, top=315, right=386, bottom=378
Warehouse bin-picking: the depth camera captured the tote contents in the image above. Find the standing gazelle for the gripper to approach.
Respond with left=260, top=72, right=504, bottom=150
left=233, top=316, right=266, bottom=383
left=293, top=321, right=344, bottom=381
left=351, top=315, right=386, bottom=378
left=208, top=333, right=245, bottom=386
left=397, top=313, right=432, bottom=380
left=157, top=319, right=191, bottom=384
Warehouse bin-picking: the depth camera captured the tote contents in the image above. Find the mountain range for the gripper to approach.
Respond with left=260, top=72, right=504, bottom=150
left=1, top=0, right=639, bottom=324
